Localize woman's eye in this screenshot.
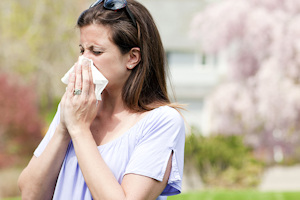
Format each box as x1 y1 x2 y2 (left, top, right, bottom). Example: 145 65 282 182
80 49 84 54
93 51 102 55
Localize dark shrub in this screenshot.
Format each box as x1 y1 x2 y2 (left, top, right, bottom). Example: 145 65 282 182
0 73 43 168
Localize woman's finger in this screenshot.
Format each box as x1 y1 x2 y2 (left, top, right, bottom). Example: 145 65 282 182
82 62 90 96
67 69 76 98
88 66 98 108
75 63 82 92
88 65 95 95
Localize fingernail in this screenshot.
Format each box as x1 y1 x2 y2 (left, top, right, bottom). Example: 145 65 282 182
82 58 91 68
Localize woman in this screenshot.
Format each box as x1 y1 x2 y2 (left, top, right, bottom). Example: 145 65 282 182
18 0 185 199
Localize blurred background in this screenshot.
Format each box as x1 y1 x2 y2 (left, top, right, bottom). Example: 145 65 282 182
1 0 300 199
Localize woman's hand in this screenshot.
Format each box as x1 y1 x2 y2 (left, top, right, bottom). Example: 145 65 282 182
60 60 99 138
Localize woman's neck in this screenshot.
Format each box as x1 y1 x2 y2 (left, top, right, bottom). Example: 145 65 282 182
97 90 129 117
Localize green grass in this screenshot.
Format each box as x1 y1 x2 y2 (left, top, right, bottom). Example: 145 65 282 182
3 190 300 200
168 190 300 200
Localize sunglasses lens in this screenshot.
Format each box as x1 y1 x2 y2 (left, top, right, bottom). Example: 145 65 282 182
104 0 127 10
87 0 136 28
90 0 104 8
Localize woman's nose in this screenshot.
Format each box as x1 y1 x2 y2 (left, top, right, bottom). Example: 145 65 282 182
82 51 92 59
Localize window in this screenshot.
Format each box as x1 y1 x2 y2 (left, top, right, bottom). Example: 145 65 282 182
167 51 199 68
166 51 219 69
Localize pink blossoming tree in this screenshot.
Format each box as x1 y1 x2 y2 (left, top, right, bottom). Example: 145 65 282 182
191 0 300 163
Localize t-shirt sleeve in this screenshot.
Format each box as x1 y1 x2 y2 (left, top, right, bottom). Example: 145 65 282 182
34 104 61 157
124 106 186 196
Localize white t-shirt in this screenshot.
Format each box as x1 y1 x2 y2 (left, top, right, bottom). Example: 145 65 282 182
34 105 186 200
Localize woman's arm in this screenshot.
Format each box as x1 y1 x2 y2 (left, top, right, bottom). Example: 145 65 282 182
71 130 172 200
18 60 80 199
63 63 172 199
18 124 70 200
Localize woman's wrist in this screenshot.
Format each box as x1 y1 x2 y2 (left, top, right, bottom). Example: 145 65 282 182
68 125 92 142
56 123 71 141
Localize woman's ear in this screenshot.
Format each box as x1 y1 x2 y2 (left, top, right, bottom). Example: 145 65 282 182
127 47 141 70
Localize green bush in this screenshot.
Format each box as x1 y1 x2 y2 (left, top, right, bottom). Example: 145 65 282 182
185 128 264 188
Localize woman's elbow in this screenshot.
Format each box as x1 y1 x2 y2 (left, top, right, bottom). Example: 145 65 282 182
18 170 31 199
18 169 38 200
18 172 54 200
18 169 26 192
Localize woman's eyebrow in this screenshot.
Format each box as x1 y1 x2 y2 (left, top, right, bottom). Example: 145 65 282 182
79 44 103 49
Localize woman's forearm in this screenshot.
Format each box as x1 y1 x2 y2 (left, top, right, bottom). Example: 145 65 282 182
18 125 70 200
71 128 171 200
71 129 126 200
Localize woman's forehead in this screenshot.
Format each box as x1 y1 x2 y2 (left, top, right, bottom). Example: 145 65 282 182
79 24 113 46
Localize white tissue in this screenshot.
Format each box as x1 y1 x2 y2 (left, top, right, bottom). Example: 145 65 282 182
61 55 108 101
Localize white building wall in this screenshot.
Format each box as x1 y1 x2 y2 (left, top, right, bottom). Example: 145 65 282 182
139 0 226 132
139 0 206 51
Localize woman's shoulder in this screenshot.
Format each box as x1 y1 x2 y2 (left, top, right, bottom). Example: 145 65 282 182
147 105 184 123
139 105 185 135
132 105 185 150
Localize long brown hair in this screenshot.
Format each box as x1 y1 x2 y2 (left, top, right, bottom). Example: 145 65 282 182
77 0 175 112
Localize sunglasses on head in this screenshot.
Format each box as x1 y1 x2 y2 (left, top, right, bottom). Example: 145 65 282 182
90 0 137 28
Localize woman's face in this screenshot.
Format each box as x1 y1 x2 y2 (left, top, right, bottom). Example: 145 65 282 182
79 24 130 93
